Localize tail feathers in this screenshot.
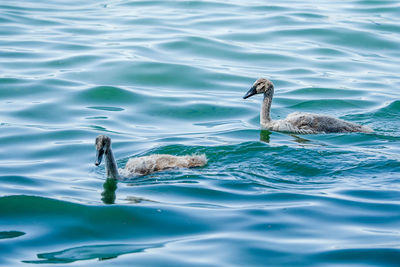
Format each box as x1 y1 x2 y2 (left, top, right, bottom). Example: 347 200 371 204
360 125 374 133
186 154 207 168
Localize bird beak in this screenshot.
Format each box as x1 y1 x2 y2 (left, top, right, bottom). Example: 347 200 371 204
243 85 257 99
95 149 104 166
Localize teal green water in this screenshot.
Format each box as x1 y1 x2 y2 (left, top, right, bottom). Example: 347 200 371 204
1 0 400 266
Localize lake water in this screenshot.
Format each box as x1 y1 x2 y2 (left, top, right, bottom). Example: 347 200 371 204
1 0 400 266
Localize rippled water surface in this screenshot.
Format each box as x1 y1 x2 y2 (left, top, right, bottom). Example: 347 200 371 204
1 0 400 266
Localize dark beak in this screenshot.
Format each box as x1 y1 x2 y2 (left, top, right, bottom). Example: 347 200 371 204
243 85 257 99
95 149 104 166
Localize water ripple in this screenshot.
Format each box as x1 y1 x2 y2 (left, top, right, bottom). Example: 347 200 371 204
1 0 400 266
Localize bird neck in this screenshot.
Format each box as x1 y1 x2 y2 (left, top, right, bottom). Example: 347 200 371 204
105 148 119 179
261 92 273 125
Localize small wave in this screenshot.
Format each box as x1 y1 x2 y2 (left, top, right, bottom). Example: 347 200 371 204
23 243 162 264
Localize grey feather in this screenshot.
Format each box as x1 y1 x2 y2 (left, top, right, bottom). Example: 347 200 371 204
95 135 207 179
244 78 373 134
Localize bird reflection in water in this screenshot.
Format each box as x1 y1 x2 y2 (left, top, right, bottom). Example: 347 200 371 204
290 134 311 144
101 178 157 205
101 178 118 205
260 130 271 143
259 130 311 144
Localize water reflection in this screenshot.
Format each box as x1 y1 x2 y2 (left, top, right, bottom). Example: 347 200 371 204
259 130 271 143
260 130 312 145
290 134 311 144
101 177 159 205
23 243 161 264
0 230 25 239
101 178 118 205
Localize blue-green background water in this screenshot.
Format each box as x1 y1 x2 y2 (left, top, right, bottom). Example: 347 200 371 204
1 0 400 266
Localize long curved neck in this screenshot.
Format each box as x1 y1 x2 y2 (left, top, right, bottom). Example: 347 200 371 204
261 91 273 125
105 148 119 179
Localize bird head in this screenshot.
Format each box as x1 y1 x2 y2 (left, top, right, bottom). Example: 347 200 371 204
243 78 274 99
95 135 111 166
